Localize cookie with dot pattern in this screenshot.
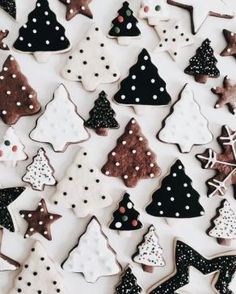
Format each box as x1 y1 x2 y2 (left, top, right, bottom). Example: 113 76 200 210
0 0 16 19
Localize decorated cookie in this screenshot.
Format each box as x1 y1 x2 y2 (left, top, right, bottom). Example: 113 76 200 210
114 49 171 114
221 29 236 58
184 39 220 84
154 20 195 61
52 148 112 218
167 0 234 35
0 0 16 19
196 125 236 198
0 186 25 232
0 127 27 167
62 24 120 91
116 266 142 294
102 118 161 187
139 0 170 26
13 0 71 63
158 84 213 153
109 192 143 236
85 91 119 136
146 160 205 218
0 55 41 125
208 200 236 246
0 29 9 50
133 225 165 273
9 241 68 294
59 0 93 20
0 228 20 271
30 84 89 152
22 148 56 191
20 198 61 241
108 1 141 45
148 239 236 294
211 76 236 115
62 216 121 283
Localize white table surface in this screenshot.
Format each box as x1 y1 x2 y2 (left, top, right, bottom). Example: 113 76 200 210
0 0 236 293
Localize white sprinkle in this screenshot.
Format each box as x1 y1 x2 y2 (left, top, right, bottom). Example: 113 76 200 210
46 40 50 45
0 76 4 80
135 97 140 102
132 75 136 79
185 206 190 210
60 36 65 41
46 21 50 25
105 171 110 175
173 173 177 177
3 67 8 71
151 79 155 83
55 26 60 31
22 86 26 90
16 102 21 106
135 166 140 171
157 202 162 206
159 211 163 215
2 110 7 115
19 37 23 41
124 175 128 179
141 65 145 70
131 86 136 91
32 18 37 22
45 11 49 15
12 74 16 78
129 130 133 134
33 29 37 34
170 197 175 201
28 43 32 47
122 140 126 145
132 149 136 154
115 162 120 166
150 173 155 178
111 152 116 156
175 212 180 217
139 137 143 141
147 151 151 156
121 95 126 100
167 186 171 191
6 91 11 95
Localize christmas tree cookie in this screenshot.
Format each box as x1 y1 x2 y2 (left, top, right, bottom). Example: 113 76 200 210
0 0 16 19
133 225 165 273
139 0 170 26
102 118 161 187
154 20 195 61
52 148 112 218
9 241 68 294
0 228 20 271
13 0 71 63
22 148 56 191
108 1 141 45
114 49 171 114
109 192 143 236
62 216 121 283
85 91 119 136
0 127 27 167
208 200 236 246
30 84 90 152
158 84 213 153
62 24 120 91
116 266 142 294
0 29 9 50
184 39 220 84
59 0 93 21
0 55 41 125
146 160 205 218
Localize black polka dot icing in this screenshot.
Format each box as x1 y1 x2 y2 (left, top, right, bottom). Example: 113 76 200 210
114 48 171 106
0 0 16 19
0 187 25 232
116 266 142 294
14 0 70 52
109 1 141 38
146 159 205 218
149 240 236 294
109 192 142 231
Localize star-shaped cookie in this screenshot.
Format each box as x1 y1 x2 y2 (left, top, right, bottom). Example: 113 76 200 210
167 0 234 34
221 29 236 58
0 30 9 50
20 198 61 241
59 0 93 21
154 20 195 61
211 76 236 115
0 187 25 232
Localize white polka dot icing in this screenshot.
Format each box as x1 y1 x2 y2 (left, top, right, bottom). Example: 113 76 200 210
158 84 213 153
30 84 90 152
62 217 121 283
62 24 120 91
52 148 112 218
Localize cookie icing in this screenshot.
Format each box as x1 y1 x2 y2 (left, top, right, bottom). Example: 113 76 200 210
62 24 120 91
62 217 121 283
139 0 170 25
30 84 90 152
158 84 213 153
0 0 16 19
116 266 142 293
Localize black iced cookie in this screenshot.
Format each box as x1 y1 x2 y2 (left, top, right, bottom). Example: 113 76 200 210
0 0 16 19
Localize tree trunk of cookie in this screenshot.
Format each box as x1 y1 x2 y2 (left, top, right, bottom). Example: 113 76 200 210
119 231 131 238
96 128 108 136
34 52 52 63
195 74 208 84
217 238 231 246
142 264 154 273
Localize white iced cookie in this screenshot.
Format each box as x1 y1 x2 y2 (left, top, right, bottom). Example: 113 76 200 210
52 148 112 218
139 0 170 26
8 241 68 294
158 84 213 153
0 127 27 167
62 217 121 283
62 24 120 91
30 84 90 152
154 20 195 61
22 148 56 191
133 225 165 273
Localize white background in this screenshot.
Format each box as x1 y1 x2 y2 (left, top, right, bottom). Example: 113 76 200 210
0 0 236 293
